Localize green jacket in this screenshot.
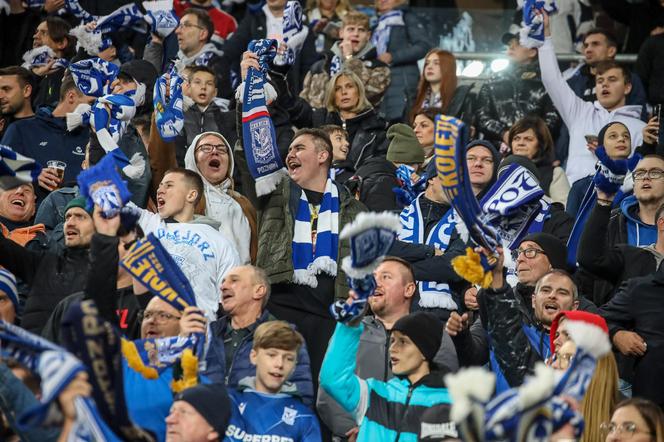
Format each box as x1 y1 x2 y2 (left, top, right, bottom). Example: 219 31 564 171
256 178 366 300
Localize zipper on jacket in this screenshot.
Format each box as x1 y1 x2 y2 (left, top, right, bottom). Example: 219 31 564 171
353 133 377 170
393 383 415 442
383 328 391 381
225 327 254 384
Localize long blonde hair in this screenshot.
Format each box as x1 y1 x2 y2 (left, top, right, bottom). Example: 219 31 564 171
324 70 372 114
580 353 620 442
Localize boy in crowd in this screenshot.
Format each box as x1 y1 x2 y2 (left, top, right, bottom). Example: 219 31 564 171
322 124 352 182
225 321 321 442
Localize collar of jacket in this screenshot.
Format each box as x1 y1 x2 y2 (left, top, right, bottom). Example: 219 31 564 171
394 370 446 388
236 375 301 397
215 309 274 335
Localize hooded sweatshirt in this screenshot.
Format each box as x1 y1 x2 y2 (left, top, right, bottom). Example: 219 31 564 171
184 132 253 264
132 205 241 320
538 37 645 185
226 376 321 442
619 195 658 246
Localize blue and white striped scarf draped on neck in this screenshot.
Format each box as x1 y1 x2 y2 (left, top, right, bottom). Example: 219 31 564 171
292 178 339 288
371 9 404 55
399 193 458 310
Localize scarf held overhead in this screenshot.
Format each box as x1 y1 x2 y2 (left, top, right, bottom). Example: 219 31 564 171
241 39 288 196
0 145 42 190
153 69 184 142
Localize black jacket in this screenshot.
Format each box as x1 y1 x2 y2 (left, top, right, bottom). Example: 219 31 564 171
599 0 664 53
344 157 400 212
600 264 664 403
221 7 320 94
578 203 660 306
542 202 573 245
635 33 664 106
0 234 89 334
292 105 388 170
475 61 560 145
42 234 151 343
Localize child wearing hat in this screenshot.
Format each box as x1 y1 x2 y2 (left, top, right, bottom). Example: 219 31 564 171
320 295 458 442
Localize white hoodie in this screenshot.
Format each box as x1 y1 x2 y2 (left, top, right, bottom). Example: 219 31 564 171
184 132 252 264
538 37 645 185
132 204 241 320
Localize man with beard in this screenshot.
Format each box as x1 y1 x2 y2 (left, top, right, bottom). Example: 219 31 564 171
476 234 581 392
0 67 34 139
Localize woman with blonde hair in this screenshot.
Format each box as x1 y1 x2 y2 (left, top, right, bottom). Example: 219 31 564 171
290 69 388 170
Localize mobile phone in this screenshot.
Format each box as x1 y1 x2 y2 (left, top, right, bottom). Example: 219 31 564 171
655 104 662 122
584 135 599 144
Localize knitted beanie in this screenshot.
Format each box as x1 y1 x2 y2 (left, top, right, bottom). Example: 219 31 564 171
392 312 444 363
520 232 567 270
174 383 231 436
387 124 425 164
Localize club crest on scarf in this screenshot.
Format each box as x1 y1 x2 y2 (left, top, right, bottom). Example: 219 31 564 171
154 69 184 141
77 153 132 218
21 46 69 70
330 212 400 322
274 1 308 66
242 39 288 196
69 58 120 97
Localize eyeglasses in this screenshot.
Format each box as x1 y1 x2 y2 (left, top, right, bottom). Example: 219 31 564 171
177 21 204 30
511 247 546 261
632 168 664 181
142 311 181 323
196 143 228 155
600 421 653 437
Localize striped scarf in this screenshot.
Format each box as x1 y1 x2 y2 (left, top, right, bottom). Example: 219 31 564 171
399 193 458 309
292 179 339 288
371 9 404 55
21 46 69 70
69 58 120 97
273 1 308 66
153 69 184 142
0 145 42 190
519 0 558 48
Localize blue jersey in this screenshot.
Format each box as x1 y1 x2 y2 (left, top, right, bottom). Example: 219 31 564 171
225 388 321 442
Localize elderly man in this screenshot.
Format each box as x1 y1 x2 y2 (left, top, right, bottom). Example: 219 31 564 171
166 383 232 442
180 264 313 405
317 257 462 440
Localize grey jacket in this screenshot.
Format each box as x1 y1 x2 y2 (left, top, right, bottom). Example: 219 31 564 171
315 315 459 437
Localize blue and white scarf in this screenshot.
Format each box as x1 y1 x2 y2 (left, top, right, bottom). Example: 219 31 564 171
70 23 113 56
95 3 147 35
92 91 146 179
77 153 132 218
0 321 118 441
60 301 155 441
371 9 404 55
393 164 427 206
331 212 400 322
142 0 179 38
399 194 458 309
329 54 342 75
292 178 340 288
519 0 558 48
21 46 69 70
0 1 10 15
274 1 308 66
242 39 288 196
69 57 120 97
64 0 96 23
154 69 184 142
0 145 42 190
566 147 639 266
67 103 92 131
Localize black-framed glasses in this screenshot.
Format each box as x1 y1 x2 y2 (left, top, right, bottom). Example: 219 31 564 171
632 168 664 181
599 421 653 437
511 247 546 261
196 143 228 155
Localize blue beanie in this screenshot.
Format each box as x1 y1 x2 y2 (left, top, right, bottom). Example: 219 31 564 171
0 268 19 315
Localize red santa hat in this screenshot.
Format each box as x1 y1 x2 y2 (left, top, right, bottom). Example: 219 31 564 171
550 310 610 358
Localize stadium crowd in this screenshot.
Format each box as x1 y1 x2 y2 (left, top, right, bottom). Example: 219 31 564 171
0 0 664 440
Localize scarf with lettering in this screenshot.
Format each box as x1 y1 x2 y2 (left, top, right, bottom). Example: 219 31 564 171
142 0 179 38
120 233 202 390
399 193 458 309
60 300 156 441
519 0 558 48
292 178 339 288
153 69 184 142
445 312 611 441
0 320 119 441
0 145 42 190
330 212 400 322
241 39 288 196
371 9 404 55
